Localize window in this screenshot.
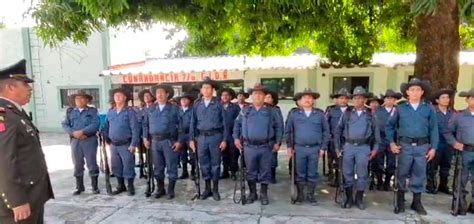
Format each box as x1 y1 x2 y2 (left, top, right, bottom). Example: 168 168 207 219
60 88 100 109
261 77 294 99
332 76 370 94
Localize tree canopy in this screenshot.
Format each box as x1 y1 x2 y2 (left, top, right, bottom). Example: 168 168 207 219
30 0 474 64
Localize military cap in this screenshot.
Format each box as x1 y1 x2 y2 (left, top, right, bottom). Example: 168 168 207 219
0 59 33 83
459 88 474 98
350 86 372 98
380 89 403 100
198 76 220 89
248 83 269 95
71 90 93 101
218 88 237 99
138 89 156 103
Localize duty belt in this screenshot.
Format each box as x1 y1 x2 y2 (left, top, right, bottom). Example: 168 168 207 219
346 138 369 146
464 144 474 152
399 137 429 146
245 139 270 146
152 133 172 141
199 128 222 136
295 143 321 148
111 138 131 146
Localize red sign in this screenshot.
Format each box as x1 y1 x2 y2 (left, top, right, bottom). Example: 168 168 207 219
119 70 232 84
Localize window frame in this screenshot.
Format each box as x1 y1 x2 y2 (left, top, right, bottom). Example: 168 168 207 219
260 77 296 100
329 72 373 98
57 86 102 110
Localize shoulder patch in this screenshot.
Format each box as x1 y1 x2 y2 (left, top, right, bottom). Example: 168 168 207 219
0 122 6 132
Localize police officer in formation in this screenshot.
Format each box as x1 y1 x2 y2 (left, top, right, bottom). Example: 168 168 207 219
443 88 474 215
61 90 100 195
143 84 182 199
386 78 438 215
218 88 241 180
366 95 383 190
264 90 283 184
373 90 403 191
136 89 156 179
233 84 284 205
326 88 352 186
286 88 330 205
103 88 140 196
236 89 250 109
178 92 197 180
335 86 380 210
189 77 227 201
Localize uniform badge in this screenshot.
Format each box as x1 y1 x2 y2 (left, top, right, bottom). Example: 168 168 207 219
0 123 5 132
0 116 3 121
0 107 5 113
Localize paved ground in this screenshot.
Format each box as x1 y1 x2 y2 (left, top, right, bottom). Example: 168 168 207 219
40 133 472 224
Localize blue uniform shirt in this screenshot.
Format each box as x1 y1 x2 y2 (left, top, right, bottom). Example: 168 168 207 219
286 108 330 149
142 103 181 142
335 108 380 151
222 102 241 141
434 107 454 149
190 97 228 141
443 109 474 146
385 101 439 149
233 104 284 144
374 106 395 144
179 107 193 143
61 107 99 137
103 106 140 147
326 105 353 135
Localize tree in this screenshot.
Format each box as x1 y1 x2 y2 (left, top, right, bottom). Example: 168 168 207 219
30 0 474 90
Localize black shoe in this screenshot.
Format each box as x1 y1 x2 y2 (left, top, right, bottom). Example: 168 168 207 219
230 172 237 181
91 176 100 194
247 181 258 204
200 180 212 200
467 203 474 214
437 176 452 195
112 177 127 195
154 178 166 199
73 176 85 196
270 168 277 184
383 175 392 191
220 171 230 179
426 178 437 194
343 187 353 209
179 169 189 179
395 191 405 214
355 191 365 210
306 183 317 206
295 182 305 204
260 184 269 205
410 193 427 215
212 180 221 201
127 178 135 196
167 180 176 199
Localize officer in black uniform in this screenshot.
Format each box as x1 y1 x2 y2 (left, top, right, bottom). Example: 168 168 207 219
0 59 54 223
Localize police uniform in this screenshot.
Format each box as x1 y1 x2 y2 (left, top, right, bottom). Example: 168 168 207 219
61 91 100 195
233 84 284 205
218 88 241 180
443 89 474 214
190 77 227 201
335 87 379 210
286 89 329 205
136 89 156 179
386 78 438 215
0 59 54 224
266 90 283 184
103 88 140 196
177 92 196 180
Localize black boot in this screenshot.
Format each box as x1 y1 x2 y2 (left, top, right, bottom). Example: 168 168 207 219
73 176 85 195
355 191 365 210
383 174 392 191
426 178 437 194
179 165 189 179
395 191 405 213
342 187 353 209
410 193 427 215
127 178 135 196
167 180 176 199
437 176 452 195
91 176 100 194
327 171 336 187
220 167 230 179
154 178 166 199
295 182 305 204
190 165 196 181
247 181 258 204
112 177 127 195
467 202 474 214
230 171 237 181
260 184 269 205
270 168 277 184
376 173 384 191
306 183 318 206
212 180 221 201
200 180 212 200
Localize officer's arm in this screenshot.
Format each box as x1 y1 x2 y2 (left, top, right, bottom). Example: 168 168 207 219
129 109 140 147
371 115 381 151
443 115 458 146
189 106 197 141
334 113 346 151
385 109 399 144
284 112 294 148
173 106 182 143
321 114 331 150
142 109 150 140
233 111 243 140
429 107 439 150
82 108 99 136
220 105 228 142
273 108 284 144
61 110 74 135
0 123 29 209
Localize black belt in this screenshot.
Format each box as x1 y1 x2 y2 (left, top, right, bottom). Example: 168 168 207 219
199 128 222 136
181 127 190 134
111 139 131 146
346 138 370 146
152 133 172 141
245 139 270 146
464 144 474 152
399 137 429 146
295 143 320 148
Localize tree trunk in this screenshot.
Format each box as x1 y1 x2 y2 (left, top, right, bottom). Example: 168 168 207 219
414 0 460 91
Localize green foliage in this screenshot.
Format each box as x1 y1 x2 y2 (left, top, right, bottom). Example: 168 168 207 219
30 0 474 63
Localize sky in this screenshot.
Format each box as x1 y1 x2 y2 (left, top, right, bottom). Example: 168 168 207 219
0 0 36 27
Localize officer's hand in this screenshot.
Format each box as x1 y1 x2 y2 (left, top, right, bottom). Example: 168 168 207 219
390 143 401 154
319 150 325 158
128 146 136 154
12 203 31 222
79 135 87 140
287 148 294 158
72 130 83 139
219 141 227 151
272 144 280 152
234 139 243 151
189 141 196 152
172 142 181 152
426 149 436 161
369 150 378 160
143 139 150 149
453 142 464 151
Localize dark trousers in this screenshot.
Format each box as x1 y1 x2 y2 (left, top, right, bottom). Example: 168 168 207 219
244 143 273 184
221 140 240 173
152 139 179 181
0 204 44 224
70 137 99 177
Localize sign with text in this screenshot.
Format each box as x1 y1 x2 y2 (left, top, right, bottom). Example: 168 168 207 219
110 70 243 84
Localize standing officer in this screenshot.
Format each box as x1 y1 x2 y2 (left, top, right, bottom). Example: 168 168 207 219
443 88 474 215
178 92 196 180
236 89 250 109
103 88 140 196
218 88 241 180
233 84 284 205
189 77 227 201
375 90 403 191
386 78 438 215
265 90 283 184
62 90 100 195
326 88 352 186
0 59 54 223
366 95 383 190
286 89 330 205
143 84 182 199
335 86 379 210
136 89 156 179
426 89 455 194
